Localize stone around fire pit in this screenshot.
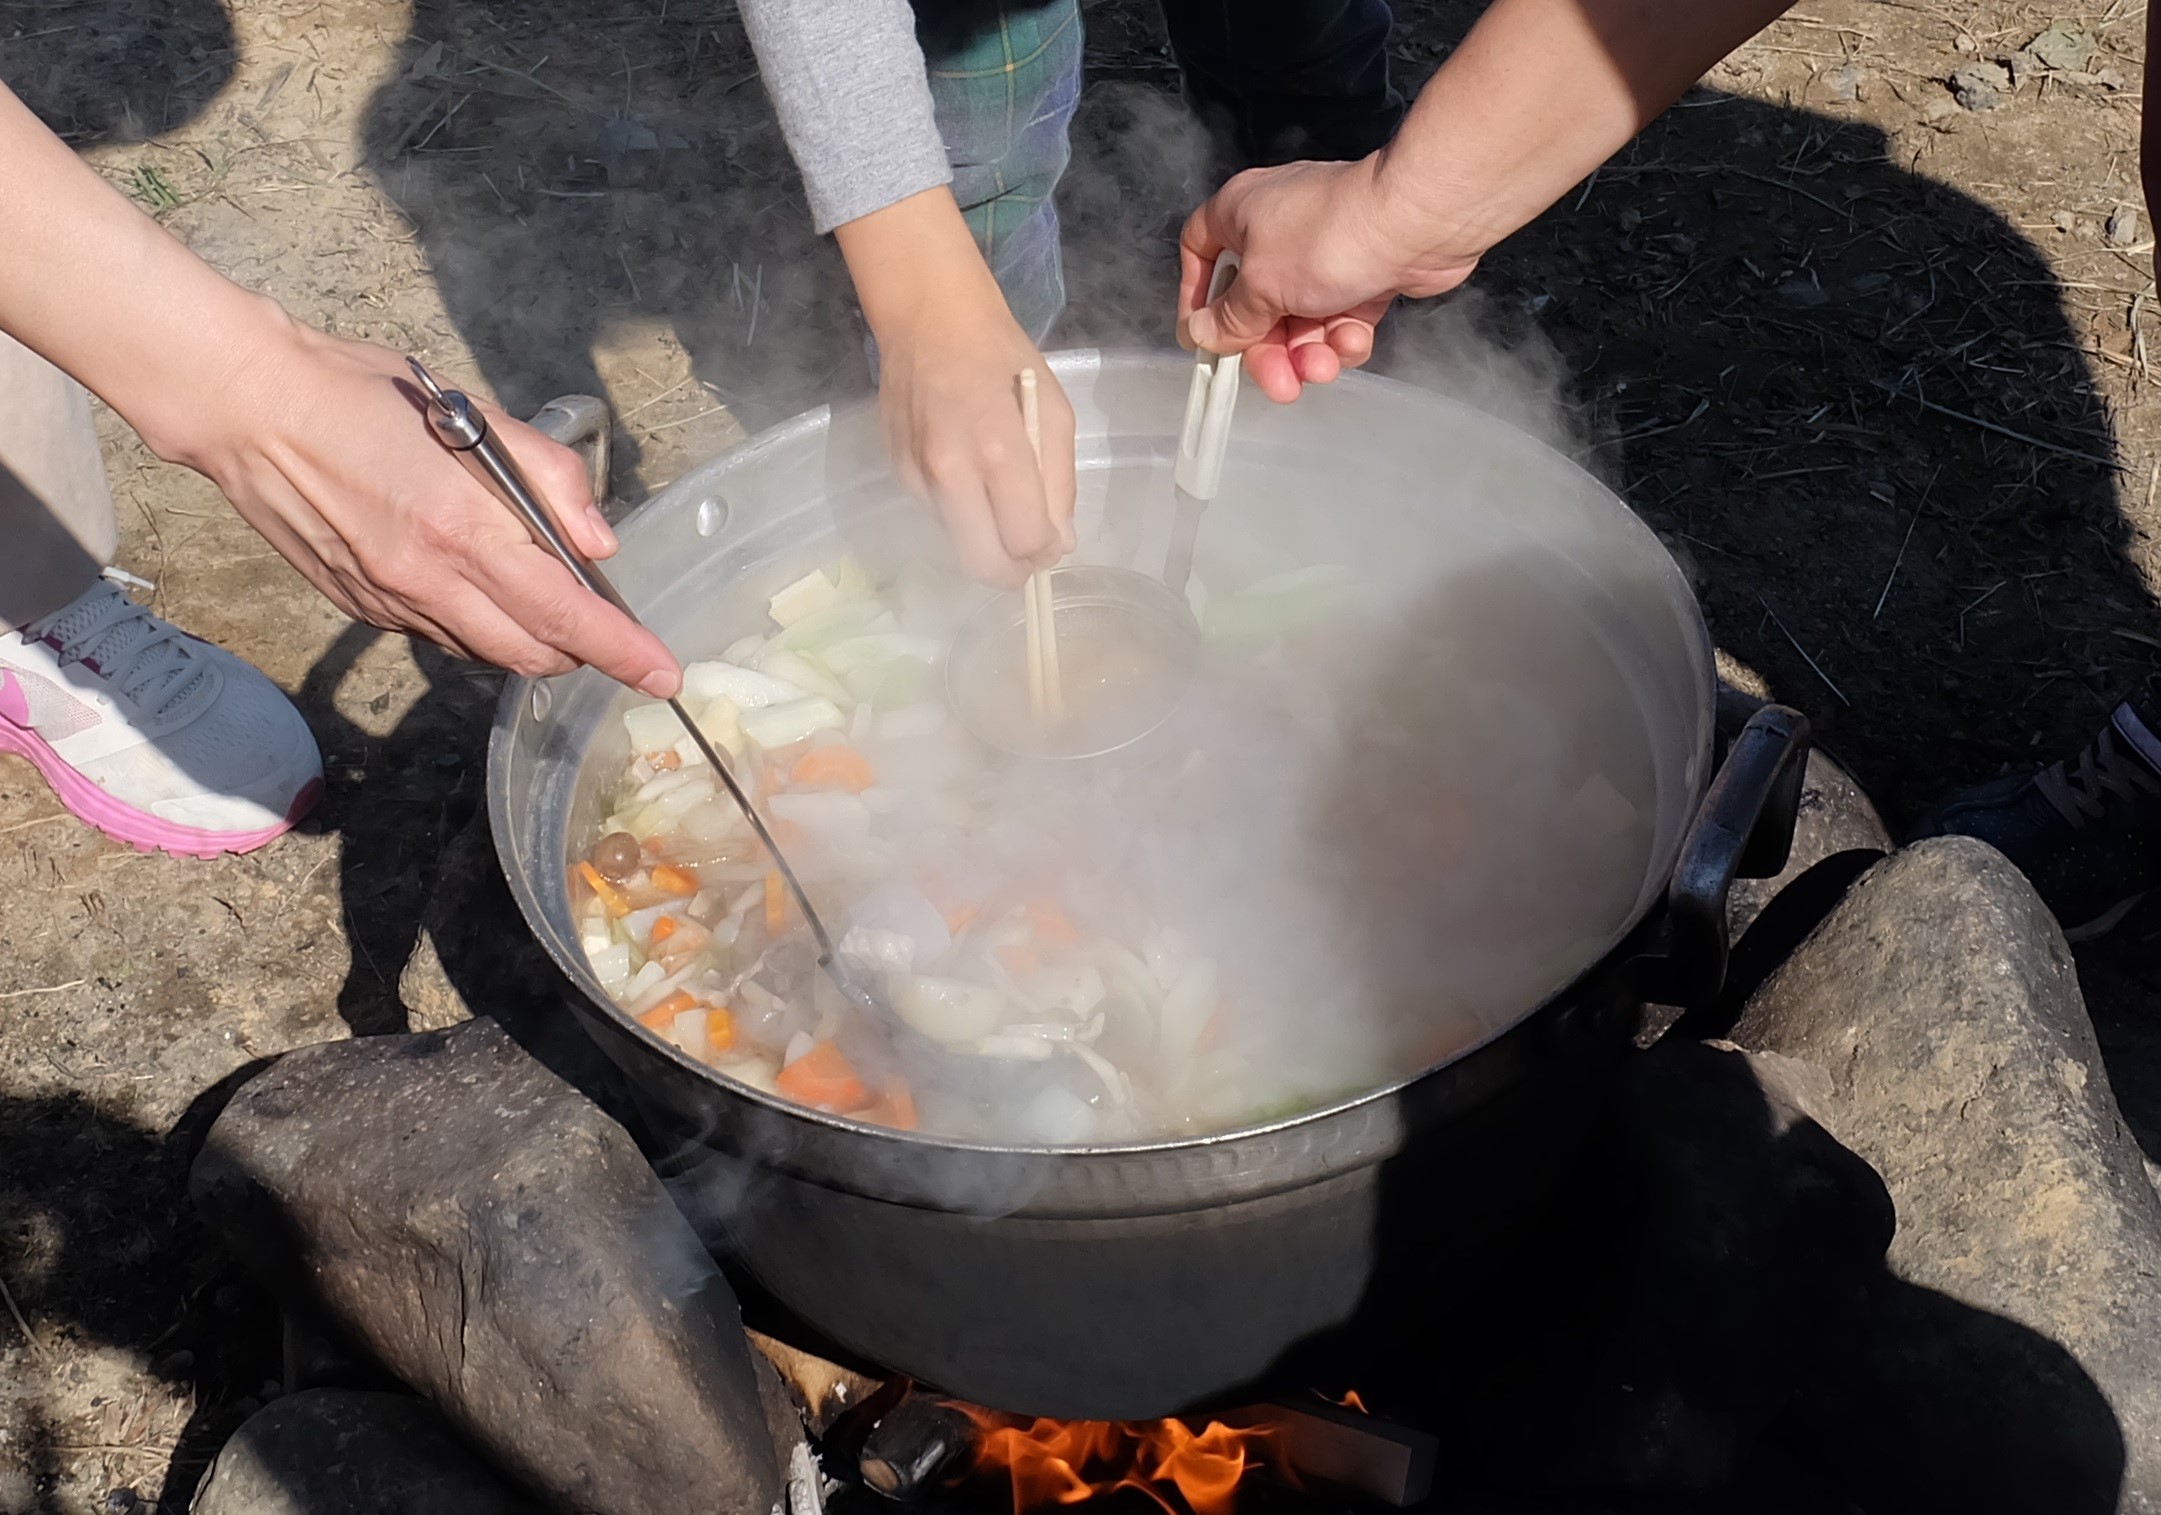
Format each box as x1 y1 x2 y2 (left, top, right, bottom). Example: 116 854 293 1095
192 1390 541 1515
1732 837 2161 1511
191 1019 782 1515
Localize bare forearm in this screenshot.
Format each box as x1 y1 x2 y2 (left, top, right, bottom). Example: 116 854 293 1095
0 82 287 466
1373 0 1797 256
833 186 1077 580
834 187 1009 343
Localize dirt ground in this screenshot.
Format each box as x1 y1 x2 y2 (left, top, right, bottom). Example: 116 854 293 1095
3 0 2161 1508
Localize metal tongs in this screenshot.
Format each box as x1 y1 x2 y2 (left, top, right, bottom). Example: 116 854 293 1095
405 358 891 1021
1165 253 1244 598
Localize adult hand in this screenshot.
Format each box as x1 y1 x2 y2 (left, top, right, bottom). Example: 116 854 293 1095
837 188 1076 586
176 311 682 694
1177 157 1481 403
0 81 677 694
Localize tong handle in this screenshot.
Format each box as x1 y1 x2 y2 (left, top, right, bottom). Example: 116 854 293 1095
474 430 639 618
1175 253 1244 502
405 360 849 977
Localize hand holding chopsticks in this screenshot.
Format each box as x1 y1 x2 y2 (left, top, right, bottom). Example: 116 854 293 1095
1018 368 1065 726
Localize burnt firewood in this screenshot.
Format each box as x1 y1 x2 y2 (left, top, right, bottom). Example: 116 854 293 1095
857 1395 973 1500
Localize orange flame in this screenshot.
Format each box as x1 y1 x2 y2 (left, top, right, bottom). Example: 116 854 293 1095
956 1406 1292 1515
1332 1390 1368 1415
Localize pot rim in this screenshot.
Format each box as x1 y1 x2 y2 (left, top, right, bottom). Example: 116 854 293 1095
487 348 1717 1169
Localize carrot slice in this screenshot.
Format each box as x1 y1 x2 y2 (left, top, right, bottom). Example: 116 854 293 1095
790 745 877 793
575 861 630 917
944 902 980 935
1026 901 1080 945
775 1040 870 1112
863 1076 918 1131
648 916 679 947
651 749 682 772
997 944 1039 978
763 872 788 936
650 864 699 897
706 1007 737 1056
638 990 698 1031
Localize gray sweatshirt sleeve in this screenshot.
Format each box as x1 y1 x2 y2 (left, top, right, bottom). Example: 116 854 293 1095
736 0 953 234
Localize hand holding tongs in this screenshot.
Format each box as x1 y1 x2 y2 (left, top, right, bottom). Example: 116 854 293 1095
1165 253 1244 598
404 358 889 1020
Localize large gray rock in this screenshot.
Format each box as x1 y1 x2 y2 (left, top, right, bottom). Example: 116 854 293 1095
191 1390 540 1515
191 1020 781 1515
1733 837 2161 1512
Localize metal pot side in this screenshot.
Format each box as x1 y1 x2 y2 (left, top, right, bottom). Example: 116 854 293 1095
489 351 1717 1414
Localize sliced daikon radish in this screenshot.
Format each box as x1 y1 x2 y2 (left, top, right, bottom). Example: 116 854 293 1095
683 660 809 710
768 569 837 627
672 1007 714 1061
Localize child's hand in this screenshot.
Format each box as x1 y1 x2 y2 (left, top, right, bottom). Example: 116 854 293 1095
838 188 1076 586
874 292 1076 587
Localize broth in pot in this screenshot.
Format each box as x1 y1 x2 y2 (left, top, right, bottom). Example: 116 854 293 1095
565 525 1662 1147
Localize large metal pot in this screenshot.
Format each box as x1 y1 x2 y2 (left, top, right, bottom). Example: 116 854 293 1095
490 351 1806 1420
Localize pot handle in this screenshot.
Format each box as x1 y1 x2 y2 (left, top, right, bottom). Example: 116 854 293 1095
1630 703 1811 1010
528 394 614 513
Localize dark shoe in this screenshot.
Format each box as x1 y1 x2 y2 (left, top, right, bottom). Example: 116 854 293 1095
1913 702 2161 940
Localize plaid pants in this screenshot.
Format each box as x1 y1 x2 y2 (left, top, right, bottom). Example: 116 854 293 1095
919 0 1400 344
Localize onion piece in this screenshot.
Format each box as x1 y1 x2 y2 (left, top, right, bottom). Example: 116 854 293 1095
821 632 943 676
892 976 1007 1044
742 697 846 750
683 660 811 711
630 767 701 806
1070 1043 1132 1105
773 598 889 653
620 959 667 1005
628 959 706 1015
839 926 916 976
1157 957 1220 1082
968 1034 1057 1062
754 647 853 708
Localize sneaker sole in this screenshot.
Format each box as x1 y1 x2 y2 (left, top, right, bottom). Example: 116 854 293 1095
0 718 321 859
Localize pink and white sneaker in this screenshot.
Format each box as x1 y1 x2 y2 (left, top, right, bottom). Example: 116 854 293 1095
0 574 323 858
